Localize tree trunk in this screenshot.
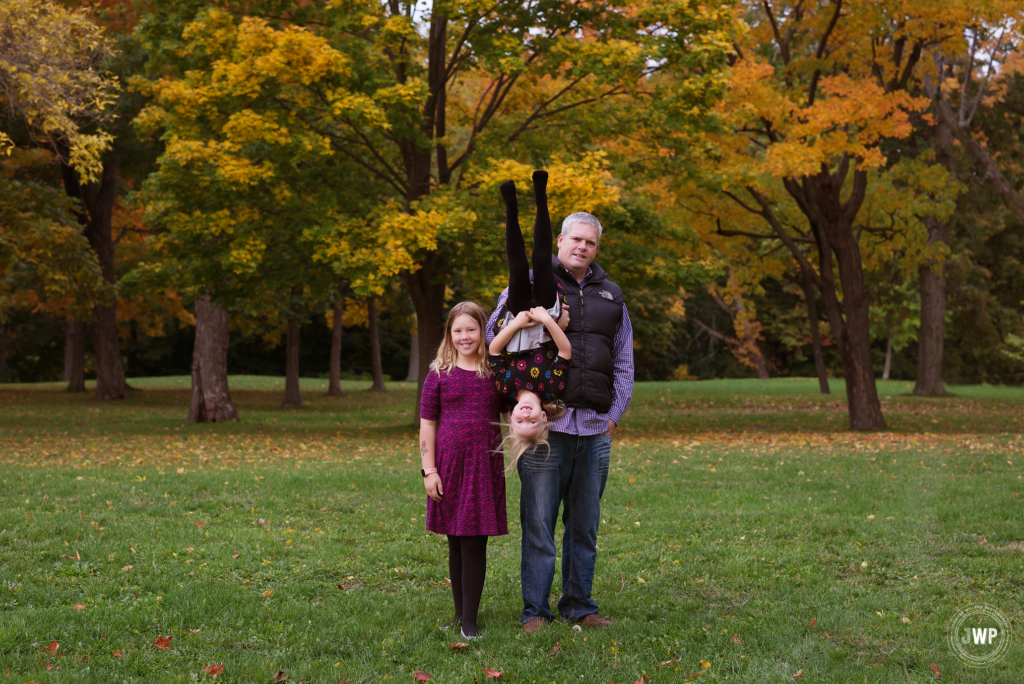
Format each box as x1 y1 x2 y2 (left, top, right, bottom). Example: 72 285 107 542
799 274 830 394
882 329 893 381
327 285 347 396
66 320 86 392
914 111 955 396
64 321 73 382
62 157 125 400
368 298 386 392
915 242 948 394
327 304 344 396
405 332 419 382
402 258 447 421
811 171 886 430
189 298 239 422
0 320 6 381
92 305 124 399
282 285 303 408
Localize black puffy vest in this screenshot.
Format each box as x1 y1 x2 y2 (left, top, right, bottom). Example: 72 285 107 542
551 256 623 413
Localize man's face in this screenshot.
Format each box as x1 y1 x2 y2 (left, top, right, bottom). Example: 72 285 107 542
556 222 600 276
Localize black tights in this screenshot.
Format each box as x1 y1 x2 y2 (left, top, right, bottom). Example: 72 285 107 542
500 171 555 315
447 534 488 635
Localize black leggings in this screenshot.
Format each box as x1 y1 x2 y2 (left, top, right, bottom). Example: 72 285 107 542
500 171 555 315
447 534 488 634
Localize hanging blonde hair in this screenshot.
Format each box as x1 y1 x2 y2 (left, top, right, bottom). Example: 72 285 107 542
501 416 550 472
500 400 565 472
430 301 491 378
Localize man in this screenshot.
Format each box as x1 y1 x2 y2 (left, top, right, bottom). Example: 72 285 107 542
486 210 633 632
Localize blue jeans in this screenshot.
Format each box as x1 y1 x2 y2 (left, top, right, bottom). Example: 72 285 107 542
517 431 612 623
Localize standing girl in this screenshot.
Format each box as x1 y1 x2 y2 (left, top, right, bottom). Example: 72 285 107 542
419 301 505 640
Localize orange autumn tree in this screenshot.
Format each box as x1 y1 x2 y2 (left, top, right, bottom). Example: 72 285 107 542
669 0 980 430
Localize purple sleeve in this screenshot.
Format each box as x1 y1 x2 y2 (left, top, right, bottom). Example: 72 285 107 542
420 369 441 421
485 288 509 346
608 304 634 426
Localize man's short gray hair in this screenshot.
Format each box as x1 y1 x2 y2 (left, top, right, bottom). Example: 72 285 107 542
561 212 603 242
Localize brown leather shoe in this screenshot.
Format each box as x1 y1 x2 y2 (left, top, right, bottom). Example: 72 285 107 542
578 613 613 628
523 619 547 634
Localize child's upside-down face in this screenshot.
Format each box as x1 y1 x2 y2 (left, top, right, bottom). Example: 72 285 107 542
511 390 546 440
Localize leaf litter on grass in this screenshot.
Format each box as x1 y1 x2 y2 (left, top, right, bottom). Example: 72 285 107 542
3 380 1023 683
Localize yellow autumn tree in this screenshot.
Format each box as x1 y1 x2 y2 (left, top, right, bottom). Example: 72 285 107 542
0 0 117 182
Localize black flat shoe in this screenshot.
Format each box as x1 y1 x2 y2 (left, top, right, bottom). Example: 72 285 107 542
440 615 461 632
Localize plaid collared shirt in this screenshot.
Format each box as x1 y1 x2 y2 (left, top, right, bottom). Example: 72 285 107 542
485 266 634 436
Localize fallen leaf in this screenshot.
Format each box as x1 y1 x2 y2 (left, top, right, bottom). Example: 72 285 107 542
808 618 815 628
153 635 172 650
194 521 205 529
46 641 59 655
273 670 290 683
793 670 805 679
412 670 431 682
262 590 273 597
112 652 123 658
483 668 502 679
657 658 681 668
548 642 561 657
901 616 911 624
824 633 833 639
731 634 741 644
929 663 941 680
122 565 133 571
203 663 225 677
337 584 353 590
451 642 469 652
232 553 240 560
74 604 86 611
634 676 650 684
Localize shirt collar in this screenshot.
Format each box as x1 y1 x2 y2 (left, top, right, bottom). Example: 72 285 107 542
568 265 593 285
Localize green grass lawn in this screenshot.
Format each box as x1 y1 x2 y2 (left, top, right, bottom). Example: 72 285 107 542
1 377 1022 683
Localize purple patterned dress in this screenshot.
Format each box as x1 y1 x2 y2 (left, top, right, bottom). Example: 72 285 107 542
421 367 507 537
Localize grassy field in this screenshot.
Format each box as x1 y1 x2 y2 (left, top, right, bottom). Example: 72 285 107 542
1 377 1022 683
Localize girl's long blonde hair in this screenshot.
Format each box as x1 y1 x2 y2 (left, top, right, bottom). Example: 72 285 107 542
501 400 566 472
430 301 491 378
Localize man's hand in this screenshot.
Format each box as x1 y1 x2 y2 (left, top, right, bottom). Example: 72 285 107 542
557 309 570 331
424 474 443 502
604 419 616 437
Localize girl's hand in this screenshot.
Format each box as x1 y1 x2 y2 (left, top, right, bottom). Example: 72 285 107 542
424 473 443 502
512 310 539 329
557 308 570 331
528 306 555 325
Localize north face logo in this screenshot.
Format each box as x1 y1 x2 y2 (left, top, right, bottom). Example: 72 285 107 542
598 290 614 300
